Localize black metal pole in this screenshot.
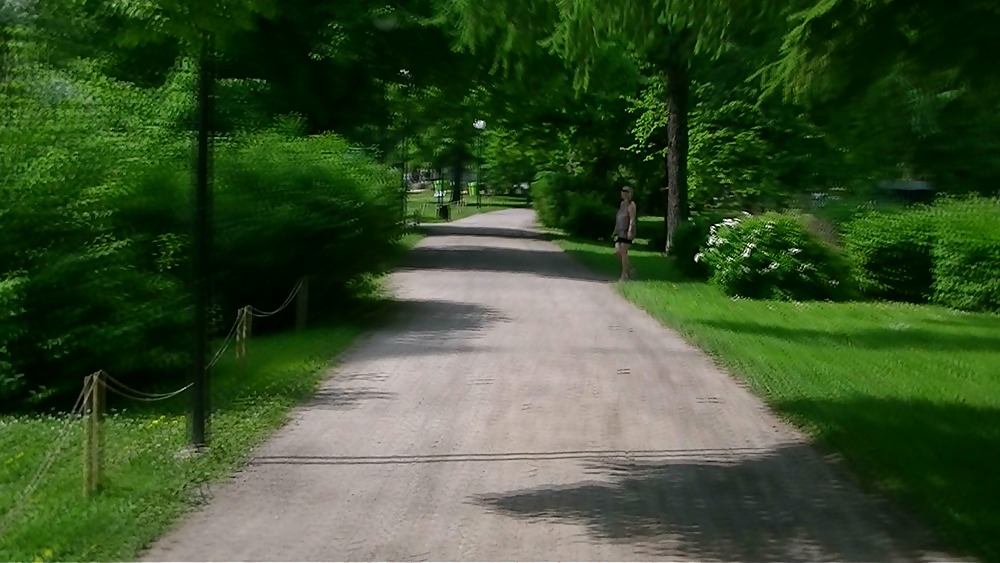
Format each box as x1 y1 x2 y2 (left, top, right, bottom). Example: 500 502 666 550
192 34 214 448
476 133 482 208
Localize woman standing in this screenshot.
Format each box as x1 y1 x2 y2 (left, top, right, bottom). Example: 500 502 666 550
613 186 638 281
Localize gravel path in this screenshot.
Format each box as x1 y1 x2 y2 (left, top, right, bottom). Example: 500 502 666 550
144 209 963 562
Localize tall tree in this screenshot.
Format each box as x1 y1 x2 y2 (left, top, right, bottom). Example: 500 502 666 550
764 0 1000 105
442 0 776 251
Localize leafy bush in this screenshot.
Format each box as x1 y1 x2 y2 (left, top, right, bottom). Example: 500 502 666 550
844 208 936 302
530 172 569 229
669 212 728 279
0 275 27 401
531 171 616 232
698 213 850 301
561 192 610 240
210 133 404 313
1 66 404 409
931 198 1000 313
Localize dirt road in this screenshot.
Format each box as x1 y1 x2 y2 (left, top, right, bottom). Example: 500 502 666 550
144 209 961 562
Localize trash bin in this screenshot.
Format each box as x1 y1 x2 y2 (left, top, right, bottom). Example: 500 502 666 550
437 204 450 220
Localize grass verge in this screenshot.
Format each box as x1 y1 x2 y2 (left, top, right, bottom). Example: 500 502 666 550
0 233 424 563
556 226 1000 563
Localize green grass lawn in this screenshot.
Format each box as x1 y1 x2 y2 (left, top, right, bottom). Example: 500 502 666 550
406 188 529 224
0 234 424 563
557 220 1000 563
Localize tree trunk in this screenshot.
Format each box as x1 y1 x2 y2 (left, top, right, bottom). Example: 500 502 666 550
664 60 690 255
662 125 670 251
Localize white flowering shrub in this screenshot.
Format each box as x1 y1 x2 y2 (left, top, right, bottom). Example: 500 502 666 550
696 213 851 301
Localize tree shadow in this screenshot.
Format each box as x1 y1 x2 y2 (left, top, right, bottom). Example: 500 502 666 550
556 241 697 285
341 299 511 361
474 441 964 562
774 397 1000 563
302 388 396 411
693 318 1000 352
418 224 550 240
400 246 612 283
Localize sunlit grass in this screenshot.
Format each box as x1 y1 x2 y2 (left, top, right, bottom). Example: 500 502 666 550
558 224 1000 563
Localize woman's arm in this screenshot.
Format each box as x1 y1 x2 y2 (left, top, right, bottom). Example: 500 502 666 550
628 202 637 238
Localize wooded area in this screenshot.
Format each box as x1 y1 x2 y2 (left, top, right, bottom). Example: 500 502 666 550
3 0 999 409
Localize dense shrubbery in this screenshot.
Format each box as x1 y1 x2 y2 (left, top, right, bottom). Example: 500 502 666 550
838 197 1000 312
844 209 936 302
672 196 1000 312
561 192 609 240
531 172 617 238
931 198 1000 313
0 65 403 408
698 213 850 301
669 212 728 279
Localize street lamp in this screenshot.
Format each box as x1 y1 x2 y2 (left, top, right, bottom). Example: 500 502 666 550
473 119 486 208
400 68 411 220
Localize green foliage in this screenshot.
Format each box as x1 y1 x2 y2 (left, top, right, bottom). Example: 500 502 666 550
844 209 936 303
766 1 1000 104
531 171 616 236
931 198 1000 313
699 214 850 301
210 133 404 312
531 172 569 229
0 275 27 401
669 212 727 279
0 62 403 409
562 192 609 240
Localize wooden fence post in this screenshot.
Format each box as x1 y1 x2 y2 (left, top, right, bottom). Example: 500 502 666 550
82 372 106 497
82 374 93 497
95 371 104 492
236 308 245 376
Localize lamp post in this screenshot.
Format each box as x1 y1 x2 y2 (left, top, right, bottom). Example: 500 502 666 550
473 119 486 208
191 32 214 448
400 68 411 220
373 6 398 166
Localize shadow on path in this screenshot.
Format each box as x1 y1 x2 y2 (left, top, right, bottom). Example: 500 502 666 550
419 223 550 240
251 447 776 466
401 246 610 283
473 442 951 562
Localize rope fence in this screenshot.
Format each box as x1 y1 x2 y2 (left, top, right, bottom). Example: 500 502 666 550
0 277 308 530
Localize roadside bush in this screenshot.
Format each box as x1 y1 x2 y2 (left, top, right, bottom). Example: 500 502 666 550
210 132 404 314
1 67 404 409
1 71 194 405
562 192 609 239
531 171 616 232
931 197 1000 313
670 212 729 279
698 213 851 301
844 208 936 302
0 276 27 401
530 172 569 229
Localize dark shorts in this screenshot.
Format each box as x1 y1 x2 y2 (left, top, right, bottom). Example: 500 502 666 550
614 236 633 245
